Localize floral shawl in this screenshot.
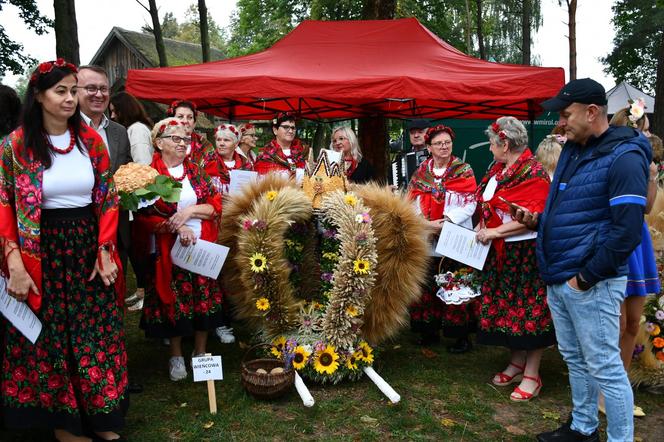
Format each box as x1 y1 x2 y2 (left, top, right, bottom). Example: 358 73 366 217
254 138 306 175
0 124 121 312
203 150 253 188
134 153 222 319
188 132 215 167
475 148 550 268
408 156 476 220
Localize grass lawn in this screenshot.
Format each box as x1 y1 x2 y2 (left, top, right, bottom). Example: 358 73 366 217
3 283 663 441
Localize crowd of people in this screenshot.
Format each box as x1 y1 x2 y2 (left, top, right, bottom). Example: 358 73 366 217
0 59 661 442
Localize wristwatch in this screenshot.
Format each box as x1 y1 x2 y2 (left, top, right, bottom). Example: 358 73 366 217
575 272 593 291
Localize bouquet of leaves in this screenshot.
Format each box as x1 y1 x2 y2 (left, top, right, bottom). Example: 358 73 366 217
434 267 480 305
113 162 182 211
644 294 664 362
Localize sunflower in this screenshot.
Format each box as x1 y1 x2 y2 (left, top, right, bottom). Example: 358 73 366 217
255 297 270 311
313 345 340 375
353 259 370 275
344 194 357 206
356 341 374 364
291 346 311 370
266 190 278 201
250 252 268 273
346 305 358 317
345 353 359 370
271 336 287 358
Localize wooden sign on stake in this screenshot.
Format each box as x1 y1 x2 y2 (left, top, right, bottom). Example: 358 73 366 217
192 353 223 414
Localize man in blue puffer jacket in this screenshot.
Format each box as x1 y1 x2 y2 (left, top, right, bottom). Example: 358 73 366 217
513 79 650 442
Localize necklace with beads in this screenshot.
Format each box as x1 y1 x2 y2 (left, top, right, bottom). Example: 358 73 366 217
169 164 187 182
46 128 76 154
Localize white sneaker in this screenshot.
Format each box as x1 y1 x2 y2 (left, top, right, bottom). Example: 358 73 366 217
169 356 187 381
127 298 144 311
215 326 236 344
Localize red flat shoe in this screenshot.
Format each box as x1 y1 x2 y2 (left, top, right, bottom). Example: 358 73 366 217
492 362 525 386
510 375 542 402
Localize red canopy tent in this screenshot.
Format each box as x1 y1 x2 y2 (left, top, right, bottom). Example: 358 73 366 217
126 18 564 121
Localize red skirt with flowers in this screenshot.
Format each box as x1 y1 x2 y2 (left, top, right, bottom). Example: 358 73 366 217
1 208 128 435
140 263 224 338
476 239 556 350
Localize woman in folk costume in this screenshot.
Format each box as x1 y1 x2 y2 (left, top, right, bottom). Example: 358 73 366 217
407 125 478 352
203 123 253 195
0 60 127 442
236 123 258 167
136 118 224 382
253 112 307 176
475 116 555 402
166 99 215 167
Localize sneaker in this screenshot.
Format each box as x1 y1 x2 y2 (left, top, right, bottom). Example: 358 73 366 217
127 298 144 311
169 356 187 381
215 326 236 344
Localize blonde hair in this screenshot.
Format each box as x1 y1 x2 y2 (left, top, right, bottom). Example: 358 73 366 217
535 135 563 178
649 134 663 164
330 126 363 161
610 107 647 131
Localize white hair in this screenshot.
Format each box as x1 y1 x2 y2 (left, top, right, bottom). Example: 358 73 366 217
485 116 529 153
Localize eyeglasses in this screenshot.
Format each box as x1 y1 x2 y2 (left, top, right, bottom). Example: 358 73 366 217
279 124 297 132
79 85 109 95
430 141 453 147
160 135 192 144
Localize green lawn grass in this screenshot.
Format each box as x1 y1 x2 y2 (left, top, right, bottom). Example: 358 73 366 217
3 281 663 441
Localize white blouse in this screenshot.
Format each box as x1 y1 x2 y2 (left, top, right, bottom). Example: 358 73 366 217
42 132 94 209
169 164 202 239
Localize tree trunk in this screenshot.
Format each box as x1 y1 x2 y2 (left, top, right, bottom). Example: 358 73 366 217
654 33 664 135
53 0 80 65
521 0 531 65
476 0 485 60
464 0 473 54
198 0 210 62
358 0 395 183
568 0 577 80
148 0 168 67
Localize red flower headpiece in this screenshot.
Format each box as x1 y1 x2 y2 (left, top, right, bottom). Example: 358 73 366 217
240 123 254 133
167 99 198 118
29 58 78 85
214 123 240 138
157 119 182 136
491 122 507 140
424 124 455 144
272 111 295 126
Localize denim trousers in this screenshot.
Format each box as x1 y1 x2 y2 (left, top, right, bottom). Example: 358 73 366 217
547 276 633 442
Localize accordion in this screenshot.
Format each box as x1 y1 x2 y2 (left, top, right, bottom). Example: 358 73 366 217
389 150 429 188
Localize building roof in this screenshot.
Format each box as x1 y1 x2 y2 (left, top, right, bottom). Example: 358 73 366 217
90 26 224 67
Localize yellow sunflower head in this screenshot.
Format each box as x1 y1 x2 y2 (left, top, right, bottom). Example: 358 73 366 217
353 259 370 275
291 346 311 370
356 341 374 364
266 190 278 201
271 336 287 358
346 305 359 317
313 345 340 375
345 353 359 370
255 297 270 311
250 252 268 273
344 194 357 206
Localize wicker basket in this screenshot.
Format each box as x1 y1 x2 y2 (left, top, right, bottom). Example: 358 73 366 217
241 344 294 400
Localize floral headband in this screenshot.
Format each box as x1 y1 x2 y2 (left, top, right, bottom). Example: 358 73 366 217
491 122 507 140
157 119 182 137
240 123 255 133
272 111 294 126
627 98 646 128
167 99 198 118
29 58 78 85
214 124 240 142
424 125 455 144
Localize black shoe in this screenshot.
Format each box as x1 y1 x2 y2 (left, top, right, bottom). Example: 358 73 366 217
127 382 143 394
536 420 599 442
447 337 472 354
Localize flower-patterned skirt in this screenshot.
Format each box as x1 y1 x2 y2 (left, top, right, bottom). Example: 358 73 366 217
476 239 556 350
1 207 128 435
140 263 224 338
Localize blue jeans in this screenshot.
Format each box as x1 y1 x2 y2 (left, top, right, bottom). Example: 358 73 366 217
547 276 633 442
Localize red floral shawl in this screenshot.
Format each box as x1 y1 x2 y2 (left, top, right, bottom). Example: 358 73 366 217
408 156 477 220
254 138 306 175
134 153 222 316
188 132 215 167
203 150 253 186
0 124 122 311
475 148 550 268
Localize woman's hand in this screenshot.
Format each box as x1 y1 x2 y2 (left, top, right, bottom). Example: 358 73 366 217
476 227 500 244
7 269 39 302
178 226 197 246
89 250 119 286
167 206 193 232
428 219 445 230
